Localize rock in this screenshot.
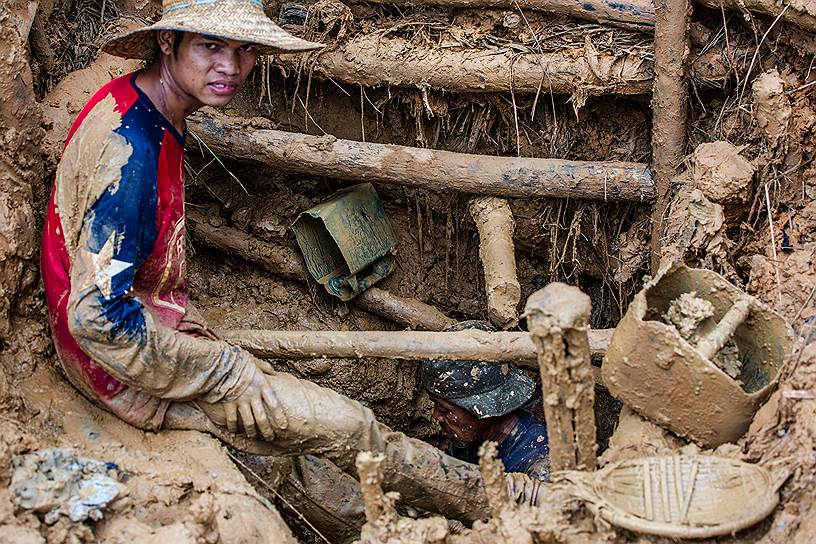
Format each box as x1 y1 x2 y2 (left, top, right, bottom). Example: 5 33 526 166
691 141 755 205
11 448 127 524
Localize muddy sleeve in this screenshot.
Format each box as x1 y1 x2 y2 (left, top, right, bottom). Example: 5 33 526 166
65 161 255 403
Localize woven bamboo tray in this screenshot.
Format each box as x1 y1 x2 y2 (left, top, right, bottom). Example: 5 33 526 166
562 455 787 539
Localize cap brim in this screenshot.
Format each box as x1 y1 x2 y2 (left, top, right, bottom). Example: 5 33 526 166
103 10 324 60
448 368 538 419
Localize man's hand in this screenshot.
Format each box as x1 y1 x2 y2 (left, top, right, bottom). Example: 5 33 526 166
222 369 288 440
254 358 276 375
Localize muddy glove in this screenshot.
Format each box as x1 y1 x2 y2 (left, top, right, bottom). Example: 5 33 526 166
254 358 276 375
222 365 289 440
505 472 544 507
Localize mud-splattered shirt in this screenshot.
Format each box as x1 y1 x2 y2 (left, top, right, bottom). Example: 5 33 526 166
41 72 255 430
449 410 551 481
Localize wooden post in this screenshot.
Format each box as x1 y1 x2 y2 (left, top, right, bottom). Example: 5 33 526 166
469 197 521 328
649 0 690 270
478 442 513 514
525 283 597 471
356 452 390 523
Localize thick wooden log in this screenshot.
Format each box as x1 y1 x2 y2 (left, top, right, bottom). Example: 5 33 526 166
186 210 456 331
696 0 816 33
469 197 521 328
649 0 690 270
280 35 653 95
219 328 613 367
355 287 456 331
350 0 816 33
188 114 654 203
355 0 655 31
275 35 743 97
187 209 309 281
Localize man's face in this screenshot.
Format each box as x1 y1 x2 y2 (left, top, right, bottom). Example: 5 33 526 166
159 31 259 108
430 395 484 448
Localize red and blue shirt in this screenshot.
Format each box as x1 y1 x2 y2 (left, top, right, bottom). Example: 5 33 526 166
42 72 188 428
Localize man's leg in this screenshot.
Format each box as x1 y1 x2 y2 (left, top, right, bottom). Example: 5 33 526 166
164 372 490 522
280 455 366 543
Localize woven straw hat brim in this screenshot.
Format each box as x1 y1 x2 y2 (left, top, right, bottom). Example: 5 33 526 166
103 1 324 59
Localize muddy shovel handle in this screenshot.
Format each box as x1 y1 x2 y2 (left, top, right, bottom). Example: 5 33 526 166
695 297 753 361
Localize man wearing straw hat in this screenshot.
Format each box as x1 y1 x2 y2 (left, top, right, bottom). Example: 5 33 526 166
41 0 545 525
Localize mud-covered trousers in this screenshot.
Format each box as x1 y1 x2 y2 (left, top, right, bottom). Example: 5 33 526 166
164 371 492 524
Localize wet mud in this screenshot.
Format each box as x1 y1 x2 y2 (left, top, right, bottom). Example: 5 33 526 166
2 0 816 541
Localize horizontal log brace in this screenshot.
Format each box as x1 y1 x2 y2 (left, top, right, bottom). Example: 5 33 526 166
220 328 614 367
189 113 655 203
349 0 816 34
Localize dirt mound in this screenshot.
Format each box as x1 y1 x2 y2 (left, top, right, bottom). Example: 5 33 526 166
1 364 296 543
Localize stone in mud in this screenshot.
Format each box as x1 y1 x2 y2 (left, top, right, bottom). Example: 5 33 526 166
662 292 744 380
662 291 715 340
11 448 127 524
691 141 755 205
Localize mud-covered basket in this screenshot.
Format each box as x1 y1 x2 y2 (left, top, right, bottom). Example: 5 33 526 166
292 183 397 301
563 455 786 539
603 263 793 447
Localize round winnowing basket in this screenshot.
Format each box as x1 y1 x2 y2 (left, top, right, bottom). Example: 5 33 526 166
562 455 786 539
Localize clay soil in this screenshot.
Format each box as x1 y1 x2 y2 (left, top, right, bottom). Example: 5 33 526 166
1 0 816 541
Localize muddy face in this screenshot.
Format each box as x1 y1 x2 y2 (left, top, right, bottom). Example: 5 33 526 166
157 31 258 109
430 395 491 448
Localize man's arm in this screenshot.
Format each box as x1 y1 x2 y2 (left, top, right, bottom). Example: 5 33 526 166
64 154 256 404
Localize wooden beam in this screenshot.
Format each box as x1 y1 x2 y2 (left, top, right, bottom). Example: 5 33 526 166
275 35 744 97
188 113 654 203
348 0 816 34
219 328 614 367
279 36 653 96
649 0 690 270
352 0 655 31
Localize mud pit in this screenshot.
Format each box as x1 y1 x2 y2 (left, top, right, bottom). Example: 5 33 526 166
2 0 816 541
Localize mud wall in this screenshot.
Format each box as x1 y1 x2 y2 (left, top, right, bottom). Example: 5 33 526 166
0 0 54 409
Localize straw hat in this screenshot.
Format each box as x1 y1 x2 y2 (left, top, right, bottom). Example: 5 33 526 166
103 0 324 60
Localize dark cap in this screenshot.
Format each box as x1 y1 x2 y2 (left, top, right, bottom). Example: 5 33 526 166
420 320 538 419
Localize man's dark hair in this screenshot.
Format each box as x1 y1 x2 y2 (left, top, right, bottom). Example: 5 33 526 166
152 30 186 64
172 30 185 58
